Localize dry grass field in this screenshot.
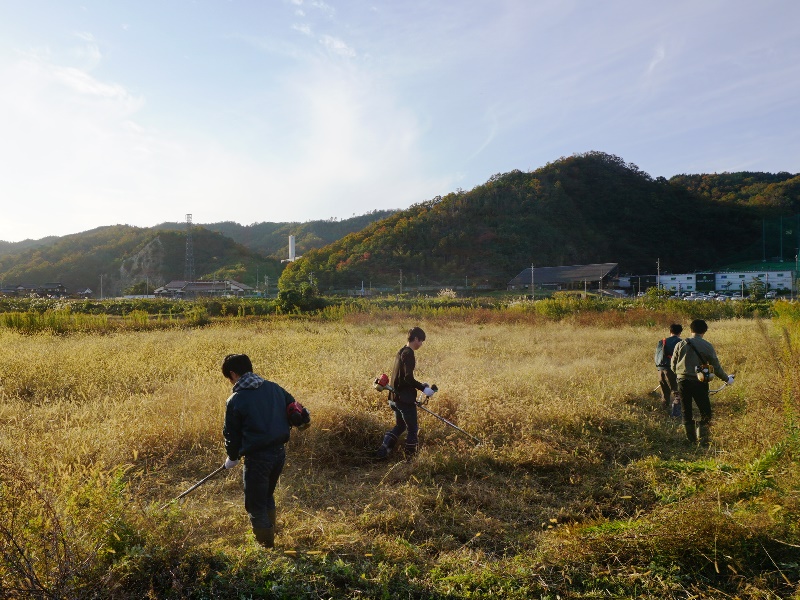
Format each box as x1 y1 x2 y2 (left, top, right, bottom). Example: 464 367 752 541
1 314 798 598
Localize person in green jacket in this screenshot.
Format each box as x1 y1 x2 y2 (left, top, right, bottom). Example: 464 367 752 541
671 319 734 446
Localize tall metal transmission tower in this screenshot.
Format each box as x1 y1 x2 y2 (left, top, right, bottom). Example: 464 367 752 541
184 213 195 282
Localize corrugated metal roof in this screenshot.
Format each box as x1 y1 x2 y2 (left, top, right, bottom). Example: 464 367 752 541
508 263 618 285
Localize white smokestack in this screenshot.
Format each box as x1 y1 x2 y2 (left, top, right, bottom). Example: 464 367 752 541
289 235 296 261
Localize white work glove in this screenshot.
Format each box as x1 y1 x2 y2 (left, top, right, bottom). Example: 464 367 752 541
423 386 435 397
727 375 735 385
224 457 240 469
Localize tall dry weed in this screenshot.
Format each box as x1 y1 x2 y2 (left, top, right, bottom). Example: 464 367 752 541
0 316 797 597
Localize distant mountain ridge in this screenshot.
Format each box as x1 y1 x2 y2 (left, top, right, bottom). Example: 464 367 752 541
0 211 397 294
2 153 799 295
279 152 799 291
152 210 397 259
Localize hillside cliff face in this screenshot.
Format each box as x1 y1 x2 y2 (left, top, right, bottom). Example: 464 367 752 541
119 236 167 290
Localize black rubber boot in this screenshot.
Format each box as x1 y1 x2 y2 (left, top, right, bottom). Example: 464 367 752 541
697 421 711 447
404 443 417 460
253 527 274 549
376 432 398 460
268 508 277 532
684 421 697 443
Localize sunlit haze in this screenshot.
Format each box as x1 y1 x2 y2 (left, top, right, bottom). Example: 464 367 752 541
0 0 798 242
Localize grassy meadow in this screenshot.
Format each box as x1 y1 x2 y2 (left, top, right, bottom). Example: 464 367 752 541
1 310 799 598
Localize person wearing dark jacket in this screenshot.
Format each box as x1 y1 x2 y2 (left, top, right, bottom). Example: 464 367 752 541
671 320 734 447
655 323 683 412
376 327 435 459
222 353 295 548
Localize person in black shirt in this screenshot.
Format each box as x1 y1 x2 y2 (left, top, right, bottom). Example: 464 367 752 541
221 353 296 548
655 323 683 412
376 327 434 460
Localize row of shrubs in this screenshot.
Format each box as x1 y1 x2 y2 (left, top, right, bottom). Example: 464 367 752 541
0 292 787 334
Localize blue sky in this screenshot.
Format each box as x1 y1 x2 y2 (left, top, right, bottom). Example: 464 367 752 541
0 0 798 242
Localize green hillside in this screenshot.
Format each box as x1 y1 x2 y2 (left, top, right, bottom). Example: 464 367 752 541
669 171 800 212
0 211 394 296
154 210 397 259
0 236 60 258
279 152 792 291
0 225 282 296
4 154 799 297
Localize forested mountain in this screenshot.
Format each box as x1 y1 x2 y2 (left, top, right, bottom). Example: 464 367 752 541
0 211 395 295
669 172 800 213
154 210 397 259
0 225 281 296
0 236 60 258
279 152 797 291
4 153 798 296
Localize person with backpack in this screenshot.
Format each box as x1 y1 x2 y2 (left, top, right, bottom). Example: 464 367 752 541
670 320 734 447
221 353 307 548
655 323 683 413
375 327 435 460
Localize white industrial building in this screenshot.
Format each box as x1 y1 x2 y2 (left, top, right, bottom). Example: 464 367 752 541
659 274 702 293
715 270 793 292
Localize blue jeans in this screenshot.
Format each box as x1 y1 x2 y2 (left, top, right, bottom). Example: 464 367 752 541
388 401 419 446
243 446 285 529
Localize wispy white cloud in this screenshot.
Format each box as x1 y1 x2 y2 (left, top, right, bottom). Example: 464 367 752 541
319 34 355 57
0 31 448 240
646 44 666 76
70 31 102 68
1 0 799 241
293 23 312 36
309 0 335 17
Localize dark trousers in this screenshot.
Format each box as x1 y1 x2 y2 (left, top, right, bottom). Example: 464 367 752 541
388 400 419 446
243 446 285 529
659 369 678 406
676 378 712 426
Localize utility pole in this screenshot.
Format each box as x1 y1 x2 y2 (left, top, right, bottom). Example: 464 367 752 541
100 274 104 300
530 263 534 301
657 258 660 289
400 269 403 294
265 276 269 297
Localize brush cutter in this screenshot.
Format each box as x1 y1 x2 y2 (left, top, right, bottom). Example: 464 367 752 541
709 378 733 395
372 376 482 445
416 389 482 446
160 465 226 510
651 376 733 396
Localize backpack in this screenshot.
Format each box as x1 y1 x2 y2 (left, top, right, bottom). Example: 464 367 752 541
654 338 670 369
